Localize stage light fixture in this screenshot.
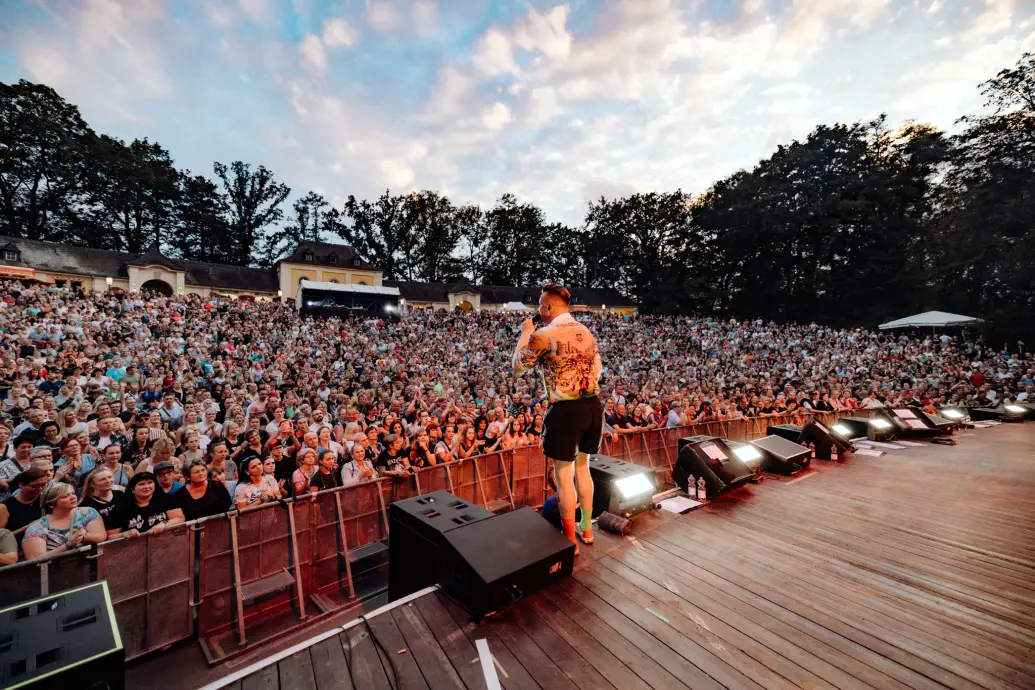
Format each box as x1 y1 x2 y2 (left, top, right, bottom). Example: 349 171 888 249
1005 404 1026 414
941 409 964 419
589 456 657 519
614 472 653 499
832 423 852 438
869 418 892 430
732 444 764 470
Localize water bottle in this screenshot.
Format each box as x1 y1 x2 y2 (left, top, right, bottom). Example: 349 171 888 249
697 477 707 501
809 441 816 459
831 444 838 462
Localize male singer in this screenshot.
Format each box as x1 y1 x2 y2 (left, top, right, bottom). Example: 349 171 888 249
513 284 603 553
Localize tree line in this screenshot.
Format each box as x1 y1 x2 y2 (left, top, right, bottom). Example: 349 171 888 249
1 53 1033 339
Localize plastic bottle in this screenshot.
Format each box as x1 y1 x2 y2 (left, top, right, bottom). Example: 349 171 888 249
809 441 816 459
831 444 838 462
697 477 707 501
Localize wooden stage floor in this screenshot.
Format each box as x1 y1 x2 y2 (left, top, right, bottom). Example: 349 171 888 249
201 423 1035 690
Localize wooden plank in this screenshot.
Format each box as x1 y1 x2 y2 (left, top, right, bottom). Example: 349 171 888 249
242 664 279 690
549 578 725 690
690 513 1035 685
340 626 394 690
391 600 465 690
309 635 355 690
507 598 621 690
478 609 579 690
573 568 766 690
365 611 432 690
596 552 852 690
412 591 490 689
436 591 544 690
639 529 971 690
583 560 809 690
277 648 318 690
525 592 672 690
538 587 692 690
612 542 901 690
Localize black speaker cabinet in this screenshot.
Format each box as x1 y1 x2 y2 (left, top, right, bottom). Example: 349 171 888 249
674 436 753 496
388 491 493 601
800 420 852 460
0 581 124 690
588 455 656 519
439 507 574 619
748 435 811 474
886 407 943 437
766 424 803 442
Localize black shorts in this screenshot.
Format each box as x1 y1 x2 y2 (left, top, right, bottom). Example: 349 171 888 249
542 396 604 462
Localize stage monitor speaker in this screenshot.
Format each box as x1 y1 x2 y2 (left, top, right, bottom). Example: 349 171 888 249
0 581 124 690
674 436 753 496
967 406 1003 422
389 491 494 601
800 420 852 460
589 455 656 519
439 507 574 619
748 435 811 474
997 403 1030 422
886 407 943 437
766 424 803 443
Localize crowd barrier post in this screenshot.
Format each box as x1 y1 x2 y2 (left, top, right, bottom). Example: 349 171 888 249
473 452 515 512
96 522 194 660
509 446 546 510
332 492 356 600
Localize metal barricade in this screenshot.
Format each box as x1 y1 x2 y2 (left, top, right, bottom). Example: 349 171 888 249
0 546 94 608
450 457 481 505
510 446 547 509
474 451 514 512
337 480 389 548
309 490 349 599
97 523 194 660
413 463 453 495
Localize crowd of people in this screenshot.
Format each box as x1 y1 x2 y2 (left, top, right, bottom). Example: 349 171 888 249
0 279 1031 564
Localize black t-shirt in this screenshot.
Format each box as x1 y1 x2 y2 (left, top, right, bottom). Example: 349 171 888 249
176 482 231 521
1 495 42 543
309 470 340 492
607 413 631 429
82 491 128 530
376 449 405 473
110 492 178 533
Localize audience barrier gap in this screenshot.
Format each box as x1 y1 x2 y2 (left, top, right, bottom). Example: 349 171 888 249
0 409 868 661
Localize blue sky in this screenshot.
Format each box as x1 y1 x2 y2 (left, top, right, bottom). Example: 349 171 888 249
2 0 1034 225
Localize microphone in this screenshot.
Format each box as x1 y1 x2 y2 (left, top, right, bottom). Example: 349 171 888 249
531 314 542 326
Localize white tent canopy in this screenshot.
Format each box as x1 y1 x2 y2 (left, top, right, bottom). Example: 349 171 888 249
879 311 983 330
500 301 532 311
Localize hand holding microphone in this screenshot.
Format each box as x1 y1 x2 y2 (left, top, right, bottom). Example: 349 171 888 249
520 314 542 336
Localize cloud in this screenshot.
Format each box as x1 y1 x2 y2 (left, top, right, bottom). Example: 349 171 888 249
481 102 513 130
367 1 402 33
2 0 1032 229
474 28 516 75
323 18 359 47
299 34 326 71
412 0 438 36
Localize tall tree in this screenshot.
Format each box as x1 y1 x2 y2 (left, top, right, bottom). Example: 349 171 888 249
480 194 556 286
0 80 92 242
257 191 329 266
454 203 487 280
78 137 181 253
403 190 462 282
338 191 411 280
171 173 229 262
213 161 290 266
931 52 1035 339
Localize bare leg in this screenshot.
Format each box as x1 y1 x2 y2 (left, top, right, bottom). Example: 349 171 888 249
552 458 578 553
574 451 593 541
